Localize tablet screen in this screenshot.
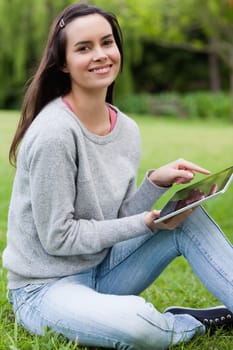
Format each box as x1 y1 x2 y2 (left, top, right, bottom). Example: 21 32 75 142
159 166 233 219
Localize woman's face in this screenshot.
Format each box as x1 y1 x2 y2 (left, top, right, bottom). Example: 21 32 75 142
63 14 121 94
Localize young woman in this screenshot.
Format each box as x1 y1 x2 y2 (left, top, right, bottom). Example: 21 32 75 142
3 3 233 349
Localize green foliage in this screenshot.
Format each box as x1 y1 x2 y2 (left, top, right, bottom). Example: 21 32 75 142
0 0 76 108
181 92 231 119
0 111 233 349
0 0 232 112
1 0 233 109
117 91 232 120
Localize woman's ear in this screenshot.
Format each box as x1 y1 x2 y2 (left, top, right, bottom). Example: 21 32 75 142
61 63 69 73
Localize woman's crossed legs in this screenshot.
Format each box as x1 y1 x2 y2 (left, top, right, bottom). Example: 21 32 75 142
10 207 233 349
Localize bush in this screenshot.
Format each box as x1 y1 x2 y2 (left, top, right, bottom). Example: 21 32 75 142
117 91 231 121
181 92 231 119
116 94 152 115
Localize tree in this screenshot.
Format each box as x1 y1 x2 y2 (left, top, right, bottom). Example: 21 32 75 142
0 0 233 115
0 0 73 108
135 0 233 119
191 0 233 120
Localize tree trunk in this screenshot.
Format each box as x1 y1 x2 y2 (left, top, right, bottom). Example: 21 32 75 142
208 50 221 92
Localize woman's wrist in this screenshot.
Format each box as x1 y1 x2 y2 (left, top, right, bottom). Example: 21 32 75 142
148 170 172 188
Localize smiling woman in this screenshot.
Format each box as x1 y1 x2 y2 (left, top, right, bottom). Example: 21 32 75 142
2 2 233 350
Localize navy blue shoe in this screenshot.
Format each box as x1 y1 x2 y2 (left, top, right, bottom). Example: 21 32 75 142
164 306 233 333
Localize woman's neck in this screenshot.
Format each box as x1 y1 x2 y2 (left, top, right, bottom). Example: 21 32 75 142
64 90 111 136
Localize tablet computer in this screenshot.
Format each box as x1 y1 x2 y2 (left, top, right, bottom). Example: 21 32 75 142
154 165 233 223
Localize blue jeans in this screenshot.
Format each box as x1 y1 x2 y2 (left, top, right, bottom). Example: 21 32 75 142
9 207 233 350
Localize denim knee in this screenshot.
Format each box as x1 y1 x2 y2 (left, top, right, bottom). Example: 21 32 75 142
117 297 203 350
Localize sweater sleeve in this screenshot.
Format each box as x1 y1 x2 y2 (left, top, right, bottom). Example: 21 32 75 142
118 172 168 217
26 135 152 257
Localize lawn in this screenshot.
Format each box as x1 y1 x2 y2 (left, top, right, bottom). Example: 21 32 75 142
0 111 232 349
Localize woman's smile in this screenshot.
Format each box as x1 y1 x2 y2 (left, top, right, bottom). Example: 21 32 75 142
89 64 113 74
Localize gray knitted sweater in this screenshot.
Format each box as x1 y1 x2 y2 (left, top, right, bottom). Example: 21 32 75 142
3 97 167 289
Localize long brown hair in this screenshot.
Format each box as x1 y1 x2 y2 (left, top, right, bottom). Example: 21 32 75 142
9 2 123 166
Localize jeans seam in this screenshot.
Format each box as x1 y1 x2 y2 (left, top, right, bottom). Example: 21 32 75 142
137 313 203 335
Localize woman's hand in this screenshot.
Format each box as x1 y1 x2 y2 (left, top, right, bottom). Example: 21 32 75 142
149 158 210 187
144 208 194 231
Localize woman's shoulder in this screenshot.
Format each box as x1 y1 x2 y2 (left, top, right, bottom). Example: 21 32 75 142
28 98 80 137
37 97 75 126
21 98 81 153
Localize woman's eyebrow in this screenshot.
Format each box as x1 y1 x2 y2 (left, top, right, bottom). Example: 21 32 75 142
74 34 113 47
101 34 114 40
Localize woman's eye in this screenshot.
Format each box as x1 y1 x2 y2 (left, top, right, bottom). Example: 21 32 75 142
78 46 90 52
103 39 114 46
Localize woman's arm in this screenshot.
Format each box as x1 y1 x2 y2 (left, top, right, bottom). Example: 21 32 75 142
118 172 168 217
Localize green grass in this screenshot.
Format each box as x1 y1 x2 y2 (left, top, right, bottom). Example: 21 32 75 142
0 111 233 349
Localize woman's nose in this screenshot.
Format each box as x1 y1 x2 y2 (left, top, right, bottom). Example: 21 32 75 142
92 46 108 61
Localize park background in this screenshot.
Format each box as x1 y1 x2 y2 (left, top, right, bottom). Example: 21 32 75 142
0 0 233 349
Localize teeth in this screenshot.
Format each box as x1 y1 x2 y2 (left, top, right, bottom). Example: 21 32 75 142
91 66 110 73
